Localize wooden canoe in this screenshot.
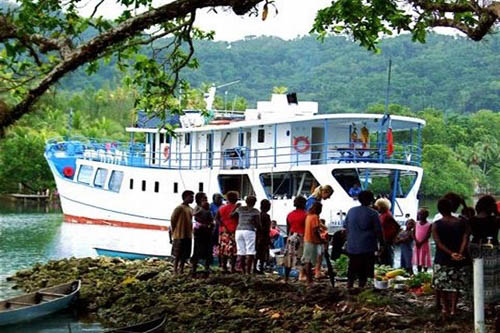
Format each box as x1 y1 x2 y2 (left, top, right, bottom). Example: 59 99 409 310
107 315 167 333
94 247 170 260
0 280 81 326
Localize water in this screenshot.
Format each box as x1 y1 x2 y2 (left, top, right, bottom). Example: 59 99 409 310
0 199 171 332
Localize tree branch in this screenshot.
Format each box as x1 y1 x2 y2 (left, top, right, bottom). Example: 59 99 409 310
0 0 265 132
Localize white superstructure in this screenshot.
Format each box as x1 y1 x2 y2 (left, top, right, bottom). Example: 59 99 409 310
45 93 425 232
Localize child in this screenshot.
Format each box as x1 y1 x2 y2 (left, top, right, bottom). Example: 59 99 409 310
301 202 324 286
412 208 432 272
255 199 272 273
396 218 416 275
314 219 329 278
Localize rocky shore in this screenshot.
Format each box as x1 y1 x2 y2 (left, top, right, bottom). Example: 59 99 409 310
7 257 495 332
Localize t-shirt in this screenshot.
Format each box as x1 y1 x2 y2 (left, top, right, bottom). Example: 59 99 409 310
304 214 321 244
380 211 400 243
170 204 193 240
287 209 307 234
434 218 471 267
305 196 319 212
344 205 383 254
469 215 499 246
218 203 238 233
209 202 221 218
235 206 260 231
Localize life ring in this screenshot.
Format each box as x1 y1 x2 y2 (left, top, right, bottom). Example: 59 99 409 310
163 146 170 160
63 166 74 178
293 136 310 153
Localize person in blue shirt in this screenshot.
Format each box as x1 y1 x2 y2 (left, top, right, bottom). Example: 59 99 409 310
348 183 361 198
305 185 334 211
343 190 385 289
210 193 224 267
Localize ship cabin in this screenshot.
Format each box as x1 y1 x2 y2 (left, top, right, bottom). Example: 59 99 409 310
124 94 424 172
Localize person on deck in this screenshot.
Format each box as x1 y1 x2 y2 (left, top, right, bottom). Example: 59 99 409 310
232 195 260 274
170 190 194 275
305 185 334 211
210 193 224 267
413 208 432 273
283 196 307 282
375 198 401 267
191 192 214 277
344 190 384 289
215 191 239 273
348 183 362 198
432 198 471 317
255 199 272 274
301 202 324 286
396 218 416 275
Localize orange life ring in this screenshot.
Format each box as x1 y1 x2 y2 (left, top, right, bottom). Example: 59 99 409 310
293 136 310 153
63 166 74 178
163 146 170 159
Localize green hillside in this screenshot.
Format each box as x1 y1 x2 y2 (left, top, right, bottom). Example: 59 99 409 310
60 33 500 114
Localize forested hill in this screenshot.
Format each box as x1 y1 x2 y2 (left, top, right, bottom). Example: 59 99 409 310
63 33 499 114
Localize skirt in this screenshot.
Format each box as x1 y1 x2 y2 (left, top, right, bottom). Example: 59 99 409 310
432 263 471 293
218 232 237 257
283 233 304 269
192 230 213 262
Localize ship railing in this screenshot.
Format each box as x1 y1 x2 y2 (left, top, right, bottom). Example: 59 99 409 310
45 138 421 169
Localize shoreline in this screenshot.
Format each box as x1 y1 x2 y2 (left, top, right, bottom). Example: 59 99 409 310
5 257 496 332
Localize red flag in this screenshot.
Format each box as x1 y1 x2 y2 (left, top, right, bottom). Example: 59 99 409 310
387 127 394 157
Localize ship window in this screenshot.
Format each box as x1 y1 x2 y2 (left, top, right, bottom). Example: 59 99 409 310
94 168 108 188
199 182 204 192
109 171 124 192
173 182 178 193
218 174 255 199
260 171 318 199
142 180 146 191
185 133 191 145
77 165 93 185
129 178 134 190
332 168 418 199
258 129 265 143
155 181 160 193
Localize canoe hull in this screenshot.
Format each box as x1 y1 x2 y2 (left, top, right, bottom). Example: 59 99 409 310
94 247 169 260
0 281 80 326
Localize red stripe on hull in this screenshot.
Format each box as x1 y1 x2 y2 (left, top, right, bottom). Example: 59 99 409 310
63 214 168 231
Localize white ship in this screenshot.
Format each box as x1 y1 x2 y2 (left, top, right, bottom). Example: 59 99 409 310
45 93 425 232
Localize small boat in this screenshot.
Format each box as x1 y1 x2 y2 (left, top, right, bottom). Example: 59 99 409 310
94 247 170 260
107 315 167 333
0 280 81 326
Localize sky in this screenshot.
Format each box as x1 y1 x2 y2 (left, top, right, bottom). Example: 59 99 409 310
78 0 333 42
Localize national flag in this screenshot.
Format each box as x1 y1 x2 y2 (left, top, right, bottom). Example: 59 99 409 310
387 121 394 157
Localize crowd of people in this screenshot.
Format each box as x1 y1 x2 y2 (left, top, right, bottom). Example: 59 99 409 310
169 186 499 317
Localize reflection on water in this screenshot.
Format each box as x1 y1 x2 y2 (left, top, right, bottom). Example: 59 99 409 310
0 199 171 332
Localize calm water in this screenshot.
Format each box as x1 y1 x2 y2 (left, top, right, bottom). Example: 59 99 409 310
0 199 171 332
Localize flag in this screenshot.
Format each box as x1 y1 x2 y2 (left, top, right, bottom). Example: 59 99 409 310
387 120 394 157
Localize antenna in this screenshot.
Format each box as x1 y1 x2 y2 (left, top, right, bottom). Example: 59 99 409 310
204 80 240 110
383 58 392 116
